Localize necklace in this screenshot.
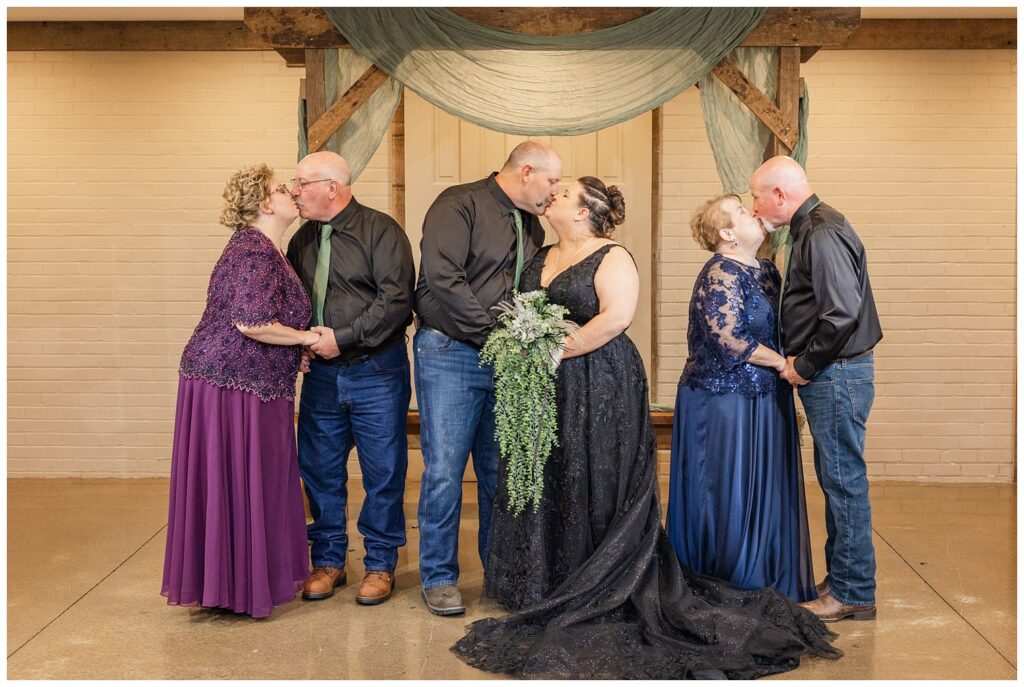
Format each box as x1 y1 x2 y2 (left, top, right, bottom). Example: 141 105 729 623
554 237 598 272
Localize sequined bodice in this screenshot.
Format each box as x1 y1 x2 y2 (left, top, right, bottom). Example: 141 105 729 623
179 227 311 402
679 254 781 397
522 244 615 326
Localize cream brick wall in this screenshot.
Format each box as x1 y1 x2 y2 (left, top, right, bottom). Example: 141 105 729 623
657 50 1016 482
8 49 1016 481
8 51 391 476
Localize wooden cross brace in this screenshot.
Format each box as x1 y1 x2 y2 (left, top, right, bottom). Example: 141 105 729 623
711 47 802 154
306 63 391 153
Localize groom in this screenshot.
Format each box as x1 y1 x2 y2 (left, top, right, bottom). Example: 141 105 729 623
750 156 882 622
413 140 562 615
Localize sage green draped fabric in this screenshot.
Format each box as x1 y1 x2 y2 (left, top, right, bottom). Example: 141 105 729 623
298 6 813 215
699 47 810 252
323 7 765 136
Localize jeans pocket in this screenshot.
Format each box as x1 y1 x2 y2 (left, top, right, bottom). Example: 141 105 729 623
416 328 455 354
844 379 875 427
368 347 408 374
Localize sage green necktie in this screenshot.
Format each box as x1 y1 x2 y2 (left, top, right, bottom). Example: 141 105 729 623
778 231 794 350
312 223 332 327
511 209 525 293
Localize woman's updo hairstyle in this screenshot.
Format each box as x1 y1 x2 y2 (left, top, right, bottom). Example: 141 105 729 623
578 176 626 238
689 193 741 252
218 162 275 231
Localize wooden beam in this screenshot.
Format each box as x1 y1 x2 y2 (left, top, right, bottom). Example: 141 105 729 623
10 14 1013 54
712 58 798 151
800 46 821 63
243 7 347 49
835 18 1016 50
391 90 406 229
242 8 867 50
451 8 653 35
275 48 307 68
322 409 677 448
304 49 326 125
307 64 390 153
7 20 270 50
740 7 860 47
771 47 801 156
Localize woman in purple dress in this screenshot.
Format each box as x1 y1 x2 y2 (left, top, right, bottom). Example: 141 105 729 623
162 163 319 618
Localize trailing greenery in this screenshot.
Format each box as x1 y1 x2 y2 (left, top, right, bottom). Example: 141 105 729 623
480 290 578 515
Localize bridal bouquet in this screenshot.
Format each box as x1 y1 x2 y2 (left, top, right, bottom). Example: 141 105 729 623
480 290 579 515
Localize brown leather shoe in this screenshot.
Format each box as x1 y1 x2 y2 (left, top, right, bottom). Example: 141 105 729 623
302 566 346 601
355 571 395 605
815 579 830 597
799 592 876 622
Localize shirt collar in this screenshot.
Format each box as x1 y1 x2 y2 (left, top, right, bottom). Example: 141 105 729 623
485 172 517 216
788 193 821 240
324 196 362 232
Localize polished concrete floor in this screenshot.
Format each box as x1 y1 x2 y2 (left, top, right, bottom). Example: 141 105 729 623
7 478 1017 680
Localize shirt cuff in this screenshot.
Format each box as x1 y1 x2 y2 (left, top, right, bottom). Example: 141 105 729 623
333 325 357 348
794 355 818 381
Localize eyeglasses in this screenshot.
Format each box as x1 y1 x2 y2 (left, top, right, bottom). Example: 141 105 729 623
290 178 333 191
271 184 290 195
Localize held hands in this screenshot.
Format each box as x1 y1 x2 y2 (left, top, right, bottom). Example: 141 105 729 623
780 355 810 386
309 325 341 359
299 346 314 373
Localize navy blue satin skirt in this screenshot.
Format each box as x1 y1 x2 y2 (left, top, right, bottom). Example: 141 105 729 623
666 382 816 602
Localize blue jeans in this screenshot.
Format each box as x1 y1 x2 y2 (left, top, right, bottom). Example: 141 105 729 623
297 345 411 573
797 353 877 606
414 327 500 589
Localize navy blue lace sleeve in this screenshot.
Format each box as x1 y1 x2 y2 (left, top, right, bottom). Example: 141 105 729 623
679 255 780 397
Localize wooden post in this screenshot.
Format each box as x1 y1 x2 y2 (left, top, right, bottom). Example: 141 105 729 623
304 49 326 126
650 106 662 404
391 90 406 228
771 46 801 156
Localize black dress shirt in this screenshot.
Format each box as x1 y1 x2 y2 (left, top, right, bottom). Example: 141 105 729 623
414 173 545 347
286 198 415 364
782 194 883 380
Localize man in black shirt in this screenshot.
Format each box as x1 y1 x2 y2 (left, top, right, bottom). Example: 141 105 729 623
414 140 562 615
751 155 882 623
286 151 415 607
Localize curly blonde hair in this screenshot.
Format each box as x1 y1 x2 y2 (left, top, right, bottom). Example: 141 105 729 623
218 163 275 230
690 194 740 252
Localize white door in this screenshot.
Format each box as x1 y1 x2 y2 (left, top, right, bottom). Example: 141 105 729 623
404 91 653 482
404 91 653 373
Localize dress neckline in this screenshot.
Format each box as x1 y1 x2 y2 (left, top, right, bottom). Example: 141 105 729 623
539 243 618 289
715 253 762 270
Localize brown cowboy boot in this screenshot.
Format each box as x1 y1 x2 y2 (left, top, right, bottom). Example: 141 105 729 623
799 592 876 622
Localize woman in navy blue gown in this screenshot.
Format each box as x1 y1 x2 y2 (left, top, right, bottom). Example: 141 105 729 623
667 194 816 602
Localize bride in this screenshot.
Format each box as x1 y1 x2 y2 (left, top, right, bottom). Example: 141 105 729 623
452 176 840 679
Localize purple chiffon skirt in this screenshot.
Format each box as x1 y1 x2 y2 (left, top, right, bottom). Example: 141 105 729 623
161 376 310 618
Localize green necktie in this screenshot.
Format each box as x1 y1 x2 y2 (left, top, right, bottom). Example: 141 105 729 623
777 228 795 347
312 223 332 327
511 208 525 293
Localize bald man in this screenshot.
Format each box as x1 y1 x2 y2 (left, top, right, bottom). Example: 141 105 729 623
750 156 882 622
414 141 562 615
286 151 415 606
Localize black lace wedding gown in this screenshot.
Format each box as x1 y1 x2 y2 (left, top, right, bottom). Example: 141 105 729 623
452 245 840 680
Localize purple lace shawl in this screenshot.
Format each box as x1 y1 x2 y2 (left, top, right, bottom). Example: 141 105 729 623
179 227 311 402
